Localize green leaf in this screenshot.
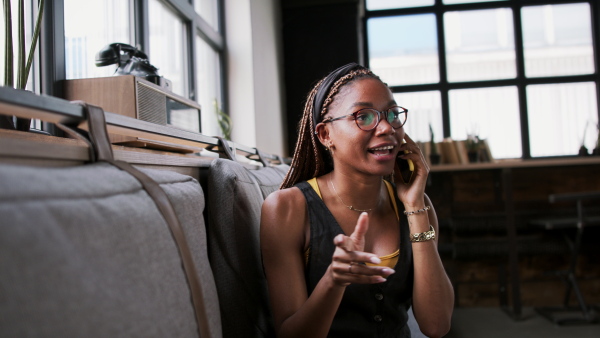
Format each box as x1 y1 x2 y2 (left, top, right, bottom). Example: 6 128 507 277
16 0 25 89
3 0 14 87
23 0 44 87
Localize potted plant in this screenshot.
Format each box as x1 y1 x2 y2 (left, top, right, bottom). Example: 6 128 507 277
2 0 45 131
428 124 440 165
214 99 232 140
466 133 481 163
593 123 600 156
578 122 590 156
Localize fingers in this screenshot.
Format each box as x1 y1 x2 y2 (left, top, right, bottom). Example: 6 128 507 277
350 212 369 245
332 240 381 264
398 134 430 174
330 213 395 285
333 212 369 252
330 259 395 285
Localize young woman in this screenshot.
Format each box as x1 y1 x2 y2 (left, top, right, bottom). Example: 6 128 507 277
260 63 454 337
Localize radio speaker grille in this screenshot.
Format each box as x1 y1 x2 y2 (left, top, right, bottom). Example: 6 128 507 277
137 84 167 125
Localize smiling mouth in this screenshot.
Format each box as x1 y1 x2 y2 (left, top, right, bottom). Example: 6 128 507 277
368 145 394 155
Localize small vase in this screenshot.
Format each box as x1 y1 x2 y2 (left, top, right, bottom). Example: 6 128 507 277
467 151 479 163
430 153 441 165
578 145 589 156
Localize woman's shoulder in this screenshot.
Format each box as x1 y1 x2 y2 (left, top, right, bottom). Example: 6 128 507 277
261 186 308 248
262 186 306 217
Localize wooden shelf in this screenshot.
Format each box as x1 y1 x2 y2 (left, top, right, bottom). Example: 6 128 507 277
430 157 600 172
0 86 285 165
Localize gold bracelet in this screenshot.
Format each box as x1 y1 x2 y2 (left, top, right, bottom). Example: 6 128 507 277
409 225 436 242
403 205 431 216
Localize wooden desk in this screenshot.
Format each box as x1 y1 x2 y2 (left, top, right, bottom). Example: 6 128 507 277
427 157 600 319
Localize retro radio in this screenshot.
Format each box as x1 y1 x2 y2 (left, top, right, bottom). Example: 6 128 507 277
62 75 202 152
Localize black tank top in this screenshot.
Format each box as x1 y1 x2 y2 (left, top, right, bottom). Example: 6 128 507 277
296 181 414 338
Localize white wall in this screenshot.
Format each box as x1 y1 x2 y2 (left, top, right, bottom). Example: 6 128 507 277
224 0 287 157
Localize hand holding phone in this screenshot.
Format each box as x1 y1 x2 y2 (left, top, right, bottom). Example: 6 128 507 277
397 139 414 184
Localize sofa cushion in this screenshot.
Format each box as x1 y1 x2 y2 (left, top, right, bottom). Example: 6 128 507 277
0 162 221 337
206 159 288 338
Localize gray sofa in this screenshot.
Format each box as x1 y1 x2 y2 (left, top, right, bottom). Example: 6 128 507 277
0 157 423 337
206 158 289 338
0 162 222 337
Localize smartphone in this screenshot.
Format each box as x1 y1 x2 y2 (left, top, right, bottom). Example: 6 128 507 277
397 139 414 184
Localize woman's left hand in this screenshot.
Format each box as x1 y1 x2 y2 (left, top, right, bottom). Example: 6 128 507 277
394 134 430 208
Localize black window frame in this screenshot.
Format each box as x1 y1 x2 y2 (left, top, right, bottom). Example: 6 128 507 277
39 0 226 133
363 0 600 159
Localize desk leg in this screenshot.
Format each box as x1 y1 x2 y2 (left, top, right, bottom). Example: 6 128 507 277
501 168 523 319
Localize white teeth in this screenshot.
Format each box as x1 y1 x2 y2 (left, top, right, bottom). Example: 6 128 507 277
370 145 394 151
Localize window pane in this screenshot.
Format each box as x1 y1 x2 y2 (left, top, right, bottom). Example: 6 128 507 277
366 0 434 10
527 82 598 157
64 0 132 79
522 3 594 78
444 0 506 4
149 0 188 97
393 91 442 144
368 14 439 86
0 0 35 89
196 36 222 136
449 86 521 159
445 8 515 82
195 0 219 32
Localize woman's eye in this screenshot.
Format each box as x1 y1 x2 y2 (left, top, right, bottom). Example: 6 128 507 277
356 112 374 123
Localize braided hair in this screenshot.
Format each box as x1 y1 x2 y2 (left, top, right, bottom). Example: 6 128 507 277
280 64 382 189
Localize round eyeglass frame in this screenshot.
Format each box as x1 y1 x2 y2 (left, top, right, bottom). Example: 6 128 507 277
321 106 408 131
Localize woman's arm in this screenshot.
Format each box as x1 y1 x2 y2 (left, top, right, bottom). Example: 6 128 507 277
408 195 454 338
261 188 343 338
397 134 454 338
261 189 393 338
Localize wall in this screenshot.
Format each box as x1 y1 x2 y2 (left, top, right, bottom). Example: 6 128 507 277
224 0 286 157
280 0 361 155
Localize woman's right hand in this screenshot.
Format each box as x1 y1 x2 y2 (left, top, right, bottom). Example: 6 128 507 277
330 212 395 286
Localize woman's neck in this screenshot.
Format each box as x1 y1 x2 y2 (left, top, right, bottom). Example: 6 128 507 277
327 171 385 213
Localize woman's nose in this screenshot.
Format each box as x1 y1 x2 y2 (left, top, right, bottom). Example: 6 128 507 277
375 112 395 134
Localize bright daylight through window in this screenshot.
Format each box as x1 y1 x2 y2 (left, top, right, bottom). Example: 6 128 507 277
366 1 598 159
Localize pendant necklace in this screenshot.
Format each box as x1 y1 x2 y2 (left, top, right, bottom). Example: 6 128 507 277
329 176 381 213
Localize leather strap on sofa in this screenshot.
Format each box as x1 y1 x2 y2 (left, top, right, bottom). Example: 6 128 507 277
71 101 211 338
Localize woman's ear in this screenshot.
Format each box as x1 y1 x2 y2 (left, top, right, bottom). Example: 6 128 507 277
315 122 331 148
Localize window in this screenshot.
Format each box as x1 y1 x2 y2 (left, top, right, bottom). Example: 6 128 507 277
1 0 37 90
1 0 41 129
449 86 521 159
444 8 515 82
365 0 599 159
394 91 443 144
368 14 439 86
366 0 434 10
195 0 219 32
148 0 188 97
521 3 594 78
195 35 222 136
57 0 224 135
527 82 598 157
64 0 132 80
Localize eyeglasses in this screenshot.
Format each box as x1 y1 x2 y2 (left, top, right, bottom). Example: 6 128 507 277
321 106 408 131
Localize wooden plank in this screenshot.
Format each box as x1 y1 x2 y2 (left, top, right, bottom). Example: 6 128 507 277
0 129 89 161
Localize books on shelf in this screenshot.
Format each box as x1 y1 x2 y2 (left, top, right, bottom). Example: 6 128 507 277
418 137 494 166
440 138 461 164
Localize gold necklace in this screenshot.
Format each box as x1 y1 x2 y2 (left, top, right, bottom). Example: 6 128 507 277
329 177 380 213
